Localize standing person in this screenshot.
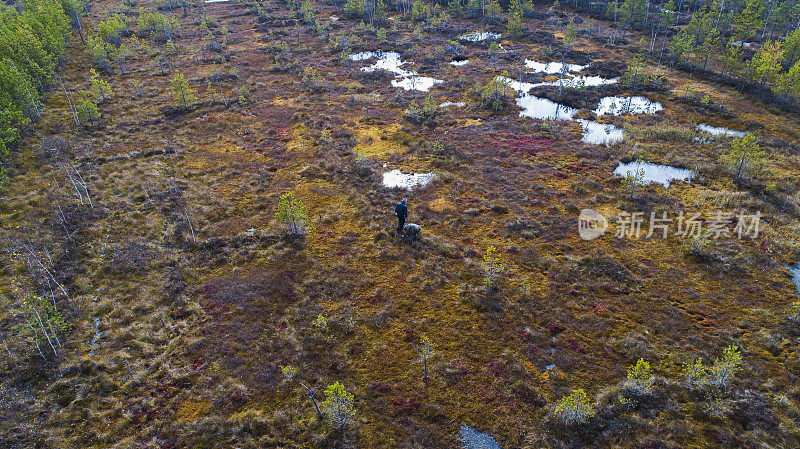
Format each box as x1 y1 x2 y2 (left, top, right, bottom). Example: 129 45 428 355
395 198 408 235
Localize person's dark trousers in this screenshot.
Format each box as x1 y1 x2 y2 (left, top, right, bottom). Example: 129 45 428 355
397 216 405 235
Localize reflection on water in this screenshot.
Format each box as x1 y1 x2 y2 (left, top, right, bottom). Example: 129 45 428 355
349 51 443 92
594 96 663 116
613 161 694 187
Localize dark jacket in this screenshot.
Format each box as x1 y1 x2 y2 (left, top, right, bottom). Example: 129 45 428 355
395 202 407 219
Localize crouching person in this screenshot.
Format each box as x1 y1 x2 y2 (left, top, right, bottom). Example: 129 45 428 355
402 223 421 243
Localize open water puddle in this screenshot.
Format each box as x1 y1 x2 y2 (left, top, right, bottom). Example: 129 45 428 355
612 161 694 187
594 96 663 116
696 124 746 138
350 51 443 92
525 59 585 74
460 32 501 42
578 119 624 145
382 169 435 189
497 76 623 145
439 101 466 108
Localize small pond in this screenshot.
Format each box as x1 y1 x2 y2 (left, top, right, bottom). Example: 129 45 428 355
578 119 624 145
439 101 466 108
460 32 501 42
350 51 443 92
497 76 622 145
594 96 663 116
612 161 694 187
382 170 435 189
525 59 585 74
532 75 619 88
696 124 746 138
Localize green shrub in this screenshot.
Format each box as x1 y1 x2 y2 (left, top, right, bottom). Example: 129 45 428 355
554 389 595 425
171 70 197 107
275 192 309 236
683 358 706 389
626 359 653 395
725 133 763 180
706 345 742 390
76 97 99 126
322 382 355 428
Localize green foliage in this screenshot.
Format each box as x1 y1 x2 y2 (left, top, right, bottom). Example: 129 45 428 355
622 52 648 88
76 96 99 126
619 0 647 30
506 11 524 38
485 0 501 20
322 382 355 428
0 0 70 153
748 40 783 85
407 94 437 123
482 72 510 111
374 0 388 23
732 0 764 44
313 314 328 330
706 345 743 390
302 67 323 91
238 86 250 105
683 358 706 389
275 192 308 236
725 133 763 179
784 28 800 66
510 0 532 17
412 0 431 22
621 157 645 199
777 60 800 101
137 7 178 40
343 0 366 18
15 292 69 359
670 28 694 64
554 389 595 426
702 392 732 417
626 359 653 395
683 345 743 392
448 0 463 16
171 70 197 107
465 0 483 18
281 365 298 381
300 0 315 25
88 69 113 103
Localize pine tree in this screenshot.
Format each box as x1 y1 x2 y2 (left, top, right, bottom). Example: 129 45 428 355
171 70 197 108
749 40 783 85
726 133 764 179
777 60 800 100
76 96 99 126
322 382 356 428
783 27 800 65
507 10 524 38
88 69 113 103
732 0 765 48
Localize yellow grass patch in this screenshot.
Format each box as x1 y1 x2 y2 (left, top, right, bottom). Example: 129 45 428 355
176 399 211 421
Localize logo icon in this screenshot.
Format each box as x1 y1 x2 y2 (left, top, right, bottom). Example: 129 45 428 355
578 209 608 241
